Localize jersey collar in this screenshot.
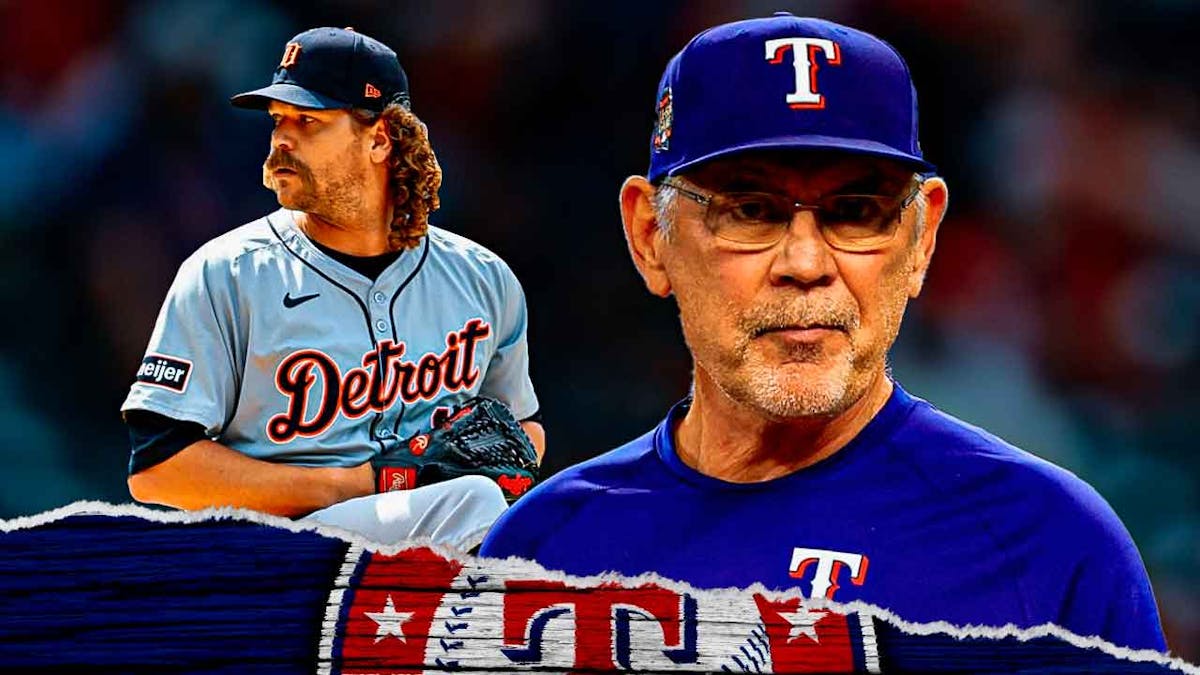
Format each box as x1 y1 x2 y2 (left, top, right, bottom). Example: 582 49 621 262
654 379 920 490
271 209 427 290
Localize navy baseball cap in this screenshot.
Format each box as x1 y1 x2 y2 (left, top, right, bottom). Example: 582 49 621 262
647 13 934 182
231 27 410 112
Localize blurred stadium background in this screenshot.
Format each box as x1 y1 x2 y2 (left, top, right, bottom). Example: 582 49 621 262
1 0 1195 657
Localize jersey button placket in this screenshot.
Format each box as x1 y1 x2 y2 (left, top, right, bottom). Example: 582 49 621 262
372 289 390 335
370 287 397 440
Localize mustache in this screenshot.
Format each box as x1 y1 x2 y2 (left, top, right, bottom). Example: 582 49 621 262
739 299 860 337
264 150 309 174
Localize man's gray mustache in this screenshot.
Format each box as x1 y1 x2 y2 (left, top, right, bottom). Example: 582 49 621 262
741 305 859 337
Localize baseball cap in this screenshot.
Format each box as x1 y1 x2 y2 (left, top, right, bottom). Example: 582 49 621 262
231 27 410 112
647 13 934 182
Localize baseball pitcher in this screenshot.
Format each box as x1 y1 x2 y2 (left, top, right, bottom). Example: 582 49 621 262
122 27 543 550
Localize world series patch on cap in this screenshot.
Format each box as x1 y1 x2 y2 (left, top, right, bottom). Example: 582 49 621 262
231 27 410 113
647 13 935 182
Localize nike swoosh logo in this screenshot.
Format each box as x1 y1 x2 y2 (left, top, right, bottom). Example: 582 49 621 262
283 292 320 308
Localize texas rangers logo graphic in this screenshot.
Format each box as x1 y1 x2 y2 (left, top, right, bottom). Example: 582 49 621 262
789 547 869 600
336 548 465 672
280 42 302 68
653 87 673 152
326 547 878 673
764 37 843 109
267 318 491 443
754 594 874 673
501 581 698 670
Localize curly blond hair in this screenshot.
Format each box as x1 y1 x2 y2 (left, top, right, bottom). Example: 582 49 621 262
352 104 442 251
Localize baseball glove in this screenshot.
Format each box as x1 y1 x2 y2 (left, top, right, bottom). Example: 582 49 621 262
371 397 539 502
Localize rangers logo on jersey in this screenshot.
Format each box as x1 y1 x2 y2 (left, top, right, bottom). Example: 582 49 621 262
789 547 869 600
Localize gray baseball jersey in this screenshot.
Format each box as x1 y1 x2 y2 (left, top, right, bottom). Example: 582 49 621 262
121 209 539 468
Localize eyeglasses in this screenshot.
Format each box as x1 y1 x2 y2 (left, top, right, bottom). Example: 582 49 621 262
661 177 922 251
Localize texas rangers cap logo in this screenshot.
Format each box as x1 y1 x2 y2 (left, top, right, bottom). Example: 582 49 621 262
764 37 843 110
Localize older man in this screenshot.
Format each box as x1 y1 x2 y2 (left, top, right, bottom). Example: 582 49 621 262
481 14 1166 651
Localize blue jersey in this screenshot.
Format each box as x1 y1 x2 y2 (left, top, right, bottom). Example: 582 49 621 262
481 383 1166 652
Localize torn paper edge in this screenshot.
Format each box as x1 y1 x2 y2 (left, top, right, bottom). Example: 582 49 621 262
2 500 1195 674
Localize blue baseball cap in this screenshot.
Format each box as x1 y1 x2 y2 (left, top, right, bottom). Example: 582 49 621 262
231 27 410 112
647 13 934 182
